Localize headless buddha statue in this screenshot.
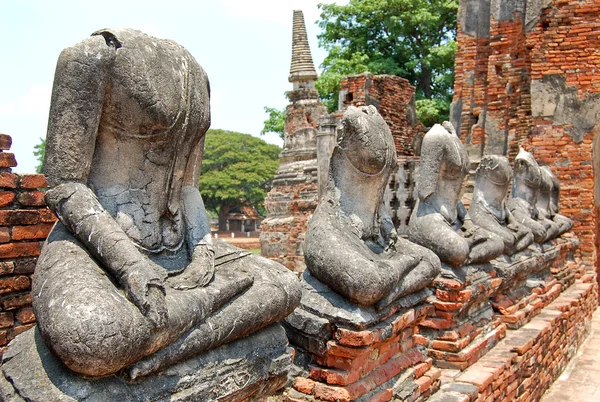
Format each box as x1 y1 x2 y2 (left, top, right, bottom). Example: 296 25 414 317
469 155 534 255
34 28 301 379
540 166 573 235
304 106 440 310
507 148 556 243
408 123 504 268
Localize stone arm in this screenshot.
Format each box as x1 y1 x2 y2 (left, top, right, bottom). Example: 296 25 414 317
43 35 168 327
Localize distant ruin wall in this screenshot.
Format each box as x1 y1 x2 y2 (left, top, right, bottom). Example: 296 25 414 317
451 0 600 275
0 134 56 357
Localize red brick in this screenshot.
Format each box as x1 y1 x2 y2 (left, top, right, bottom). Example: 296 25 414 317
436 288 473 302
39 208 57 223
0 242 41 259
0 173 17 189
19 174 47 189
1 293 32 310
15 307 35 324
0 153 16 168
0 227 9 243
17 191 46 207
0 276 31 295
8 323 35 340
293 377 316 395
0 191 15 207
0 312 14 329
12 223 53 241
335 328 376 346
0 210 39 226
0 135 12 151
313 383 351 402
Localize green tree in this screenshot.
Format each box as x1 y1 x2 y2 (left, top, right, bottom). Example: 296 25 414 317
316 0 458 126
261 106 286 140
33 137 46 173
199 129 281 231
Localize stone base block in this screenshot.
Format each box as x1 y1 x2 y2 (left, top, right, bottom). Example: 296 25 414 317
0 323 293 402
283 271 434 401
550 237 581 288
492 237 581 330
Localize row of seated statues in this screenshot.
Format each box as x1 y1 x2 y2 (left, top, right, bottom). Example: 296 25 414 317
305 111 573 309
1 29 574 400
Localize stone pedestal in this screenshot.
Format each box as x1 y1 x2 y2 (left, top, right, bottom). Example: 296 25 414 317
419 264 506 371
0 324 293 402
491 238 582 330
490 243 561 329
283 272 441 402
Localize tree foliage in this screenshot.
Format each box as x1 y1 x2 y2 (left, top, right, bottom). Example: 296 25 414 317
261 106 286 140
33 137 46 173
199 129 281 229
316 0 458 126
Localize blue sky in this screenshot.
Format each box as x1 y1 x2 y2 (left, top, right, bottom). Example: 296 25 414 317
0 0 347 173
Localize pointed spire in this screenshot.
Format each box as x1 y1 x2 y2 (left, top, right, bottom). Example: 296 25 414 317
289 10 318 84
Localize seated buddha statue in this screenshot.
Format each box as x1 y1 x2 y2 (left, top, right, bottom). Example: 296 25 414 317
408 123 504 268
304 106 440 310
540 166 573 235
469 155 534 255
33 28 301 380
507 148 556 244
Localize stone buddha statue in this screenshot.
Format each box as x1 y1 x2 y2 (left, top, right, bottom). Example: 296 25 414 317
304 106 440 310
408 122 504 268
31 28 301 380
540 166 573 235
507 148 557 243
469 155 534 255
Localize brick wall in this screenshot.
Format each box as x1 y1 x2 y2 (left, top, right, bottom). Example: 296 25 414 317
339 73 426 157
0 134 55 357
451 0 600 278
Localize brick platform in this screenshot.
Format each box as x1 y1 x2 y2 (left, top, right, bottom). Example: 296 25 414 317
430 279 597 402
419 264 505 371
283 272 440 402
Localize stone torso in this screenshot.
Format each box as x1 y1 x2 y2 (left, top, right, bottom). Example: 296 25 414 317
87 29 210 252
426 133 469 224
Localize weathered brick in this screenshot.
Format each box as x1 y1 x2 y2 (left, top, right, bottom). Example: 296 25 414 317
0 276 30 295
0 261 14 274
0 312 14 329
0 227 10 243
0 153 16 168
0 242 41 259
0 135 12 151
19 174 47 189
0 191 15 207
12 223 53 241
0 210 39 226
1 293 32 310
0 173 18 189
13 258 36 275
17 191 46 207
15 307 35 324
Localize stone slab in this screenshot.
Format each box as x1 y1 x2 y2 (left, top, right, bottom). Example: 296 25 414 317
1 324 292 402
291 270 432 331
